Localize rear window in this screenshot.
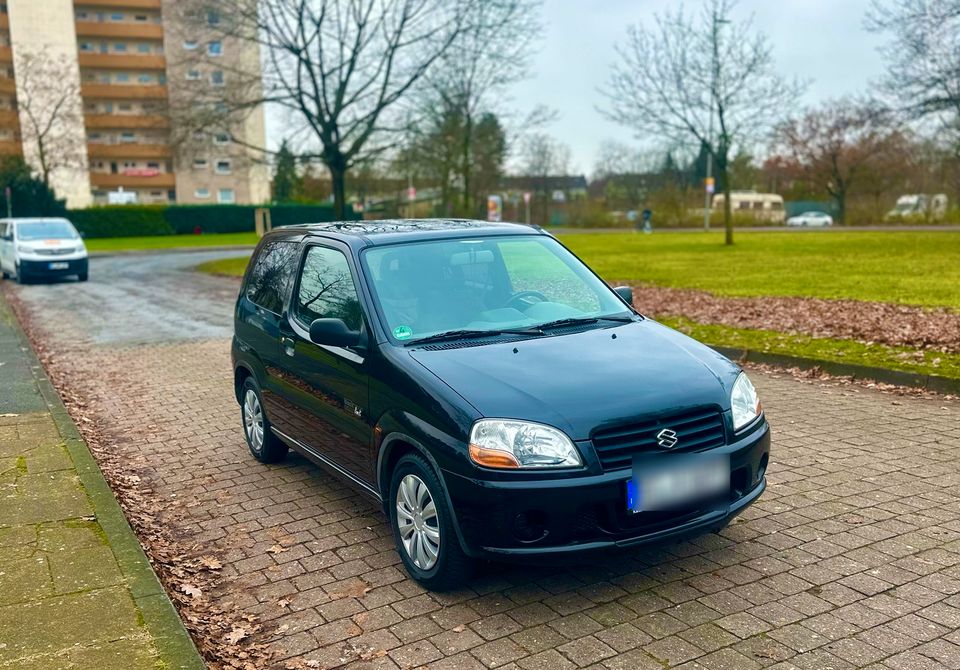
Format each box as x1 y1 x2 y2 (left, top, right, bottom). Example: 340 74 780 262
245 240 298 313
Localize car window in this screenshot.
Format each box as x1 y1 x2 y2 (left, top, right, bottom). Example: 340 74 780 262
17 220 80 240
294 246 363 331
245 240 298 313
499 238 602 314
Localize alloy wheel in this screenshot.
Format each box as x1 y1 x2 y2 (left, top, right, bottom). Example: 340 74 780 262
243 389 264 453
395 474 440 570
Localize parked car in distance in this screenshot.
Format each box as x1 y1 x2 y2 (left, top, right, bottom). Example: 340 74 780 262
0 217 88 283
232 220 771 589
885 193 948 221
786 211 833 227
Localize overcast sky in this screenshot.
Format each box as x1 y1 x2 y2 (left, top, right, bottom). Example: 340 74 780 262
505 0 887 174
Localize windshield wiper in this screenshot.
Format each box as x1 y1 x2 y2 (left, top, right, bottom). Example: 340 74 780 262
535 314 635 331
407 328 542 346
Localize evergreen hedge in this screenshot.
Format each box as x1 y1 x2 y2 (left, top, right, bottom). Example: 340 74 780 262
68 203 357 238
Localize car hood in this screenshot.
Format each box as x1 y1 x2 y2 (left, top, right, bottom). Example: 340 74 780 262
408 320 741 441
17 238 82 251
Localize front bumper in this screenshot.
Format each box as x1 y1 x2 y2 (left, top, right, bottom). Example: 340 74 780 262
443 421 770 558
19 257 88 278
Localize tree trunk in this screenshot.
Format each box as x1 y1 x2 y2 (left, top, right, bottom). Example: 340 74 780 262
462 110 472 216
327 159 347 219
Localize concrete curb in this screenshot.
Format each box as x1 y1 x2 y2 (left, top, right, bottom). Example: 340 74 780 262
2 290 206 670
712 345 960 395
90 244 255 258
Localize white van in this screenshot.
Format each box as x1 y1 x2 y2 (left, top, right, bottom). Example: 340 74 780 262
0 217 89 283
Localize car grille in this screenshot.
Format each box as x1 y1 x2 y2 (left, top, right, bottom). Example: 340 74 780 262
591 407 726 471
33 248 75 256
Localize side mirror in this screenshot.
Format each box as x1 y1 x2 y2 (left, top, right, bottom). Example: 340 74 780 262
309 318 362 348
614 286 633 305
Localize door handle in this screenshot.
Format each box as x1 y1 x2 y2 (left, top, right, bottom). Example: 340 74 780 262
281 336 295 356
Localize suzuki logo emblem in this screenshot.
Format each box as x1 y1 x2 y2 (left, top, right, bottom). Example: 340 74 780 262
656 428 678 449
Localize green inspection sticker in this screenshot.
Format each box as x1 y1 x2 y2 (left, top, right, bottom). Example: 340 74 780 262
393 325 413 340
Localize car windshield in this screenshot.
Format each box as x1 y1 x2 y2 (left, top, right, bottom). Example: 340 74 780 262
362 235 631 342
17 220 79 241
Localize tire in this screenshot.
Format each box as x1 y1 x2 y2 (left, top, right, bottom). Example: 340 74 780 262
78 272 88 282
240 377 287 463
14 264 25 284
389 453 474 590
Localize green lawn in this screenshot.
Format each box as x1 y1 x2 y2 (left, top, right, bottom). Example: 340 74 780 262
86 232 259 252
193 229 960 309
194 256 250 277
563 230 960 310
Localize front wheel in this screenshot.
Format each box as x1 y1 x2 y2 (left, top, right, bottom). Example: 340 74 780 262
240 377 287 463
390 454 473 590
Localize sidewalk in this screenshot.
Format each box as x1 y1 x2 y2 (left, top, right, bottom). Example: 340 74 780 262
0 290 205 669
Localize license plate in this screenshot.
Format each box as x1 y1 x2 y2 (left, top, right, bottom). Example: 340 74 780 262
626 454 729 513
49 262 69 270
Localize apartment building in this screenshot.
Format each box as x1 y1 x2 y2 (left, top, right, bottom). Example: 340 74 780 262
1 0 269 208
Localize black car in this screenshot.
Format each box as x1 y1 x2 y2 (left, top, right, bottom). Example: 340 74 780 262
232 220 770 589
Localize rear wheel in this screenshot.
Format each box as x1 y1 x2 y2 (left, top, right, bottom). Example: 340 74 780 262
389 453 473 590
240 377 287 463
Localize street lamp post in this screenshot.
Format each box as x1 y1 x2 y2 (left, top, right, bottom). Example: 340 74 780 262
703 12 729 231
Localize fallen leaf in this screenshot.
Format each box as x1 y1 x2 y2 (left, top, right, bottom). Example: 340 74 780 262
267 544 289 554
180 583 202 599
278 598 291 609
199 556 222 570
225 627 248 645
452 624 466 633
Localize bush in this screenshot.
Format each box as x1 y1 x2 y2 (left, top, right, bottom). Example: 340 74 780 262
70 205 172 238
67 203 357 238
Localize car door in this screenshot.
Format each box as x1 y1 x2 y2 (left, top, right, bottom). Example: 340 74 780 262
274 242 374 487
0 222 9 273
234 238 299 425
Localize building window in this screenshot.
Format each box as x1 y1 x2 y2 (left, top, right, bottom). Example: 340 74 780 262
213 133 230 145
138 74 152 83
76 10 89 20
146 162 160 170
211 70 224 86
120 132 135 143
117 103 132 112
80 42 94 52
218 188 235 204
114 43 127 52
183 40 198 51
134 14 148 22
115 72 130 83
215 159 231 175
186 70 200 81
110 12 123 22
195 187 210 199
137 43 151 54
207 9 221 25
207 41 222 57
193 158 208 170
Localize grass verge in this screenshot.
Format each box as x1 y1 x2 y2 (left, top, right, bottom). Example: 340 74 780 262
86 232 259 252
194 256 249 277
661 317 960 380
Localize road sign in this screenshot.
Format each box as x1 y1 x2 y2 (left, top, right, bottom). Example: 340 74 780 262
487 195 503 222
523 191 531 204
705 177 715 194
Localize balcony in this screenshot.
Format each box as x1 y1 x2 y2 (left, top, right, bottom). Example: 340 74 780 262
75 0 162 8
0 109 18 127
90 172 176 189
0 47 11 63
85 114 169 130
87 142 172 159
0 140 21 155
78 53 166 70
0 15 8 29
75 21 163 39
81 83 167 99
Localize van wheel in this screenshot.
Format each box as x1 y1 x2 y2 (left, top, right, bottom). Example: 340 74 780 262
14 264 26 284
240 377 287 463
389 454 473 590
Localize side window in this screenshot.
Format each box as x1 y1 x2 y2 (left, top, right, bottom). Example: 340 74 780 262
295 246 363 331
245 240 297 313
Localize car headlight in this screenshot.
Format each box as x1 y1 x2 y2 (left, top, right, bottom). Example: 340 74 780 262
731 372 762 430
17 244 31 253
468 419 582 469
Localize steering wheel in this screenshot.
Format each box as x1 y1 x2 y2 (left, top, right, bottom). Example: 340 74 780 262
506 290 549 311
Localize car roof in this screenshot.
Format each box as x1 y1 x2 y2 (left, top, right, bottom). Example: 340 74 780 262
267 218 546 248
0 217 72 225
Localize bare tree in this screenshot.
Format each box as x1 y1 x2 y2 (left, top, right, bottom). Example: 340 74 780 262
415 0 542 214
773 100 902 223
13 52 85 188
601 0 803 244
174 0 491 218
866 1 960 125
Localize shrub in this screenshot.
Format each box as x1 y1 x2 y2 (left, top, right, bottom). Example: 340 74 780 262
70 205 172 238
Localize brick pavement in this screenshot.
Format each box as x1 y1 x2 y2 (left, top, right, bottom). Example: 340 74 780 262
8 284 960 670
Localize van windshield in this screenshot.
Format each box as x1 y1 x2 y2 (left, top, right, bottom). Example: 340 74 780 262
361 235 630 343
17 221 79 241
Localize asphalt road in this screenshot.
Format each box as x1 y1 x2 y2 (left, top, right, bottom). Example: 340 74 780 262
11 250 247 345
